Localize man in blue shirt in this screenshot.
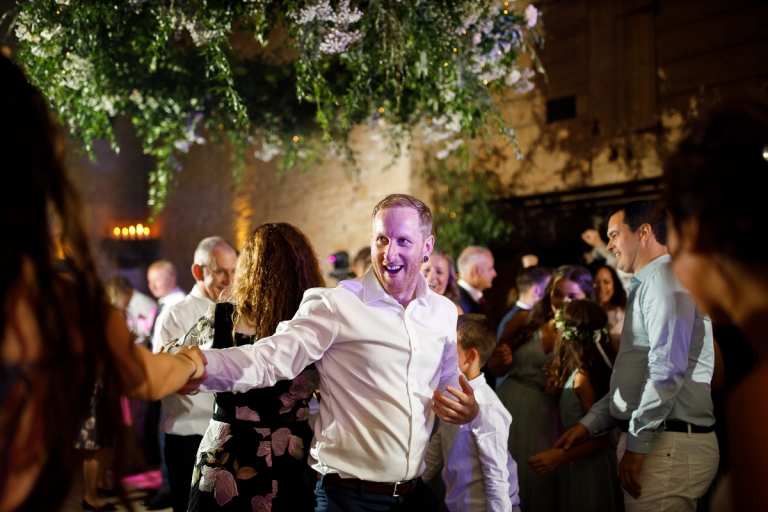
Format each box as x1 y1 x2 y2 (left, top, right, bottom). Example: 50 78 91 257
556 201 718 512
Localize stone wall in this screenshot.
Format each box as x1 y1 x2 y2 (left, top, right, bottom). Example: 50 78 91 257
67 122 426 292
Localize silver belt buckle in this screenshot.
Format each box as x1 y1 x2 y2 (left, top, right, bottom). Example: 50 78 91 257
392 481 406 497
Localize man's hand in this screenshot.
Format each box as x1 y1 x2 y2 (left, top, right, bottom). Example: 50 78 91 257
554 423 589 450
432 374 479 424
581 229 605 248
527 448 566 474
618 450 645 499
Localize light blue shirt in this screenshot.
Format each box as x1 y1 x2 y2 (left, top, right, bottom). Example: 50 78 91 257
580 254 715 453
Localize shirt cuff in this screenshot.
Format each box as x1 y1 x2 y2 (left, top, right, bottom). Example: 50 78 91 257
626 429 653 454
580 411 617 438
199 349 226 393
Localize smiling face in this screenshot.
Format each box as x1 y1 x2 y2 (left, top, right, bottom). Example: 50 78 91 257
550 277 587 313
421 253 450 296
199 247 238 302
606 211 642 274
594 267 615 307
371 206 434 304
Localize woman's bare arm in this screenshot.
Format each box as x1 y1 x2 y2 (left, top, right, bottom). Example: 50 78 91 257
106 308 203 400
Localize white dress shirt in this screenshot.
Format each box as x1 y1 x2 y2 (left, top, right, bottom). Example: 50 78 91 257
423 373 520 512
198 270 462 483
151 286 187 351
154 286 215 436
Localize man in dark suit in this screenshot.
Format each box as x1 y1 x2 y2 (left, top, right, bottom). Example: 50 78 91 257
456 246 497 315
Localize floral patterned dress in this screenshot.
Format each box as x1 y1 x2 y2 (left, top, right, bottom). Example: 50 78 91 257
187 303 319 512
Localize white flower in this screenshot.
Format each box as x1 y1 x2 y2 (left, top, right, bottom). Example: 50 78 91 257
525 4 539 28
254 140 283 162
472 32 482 45
198 420 232 454
505 69 522 86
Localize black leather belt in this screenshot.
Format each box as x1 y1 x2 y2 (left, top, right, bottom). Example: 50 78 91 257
617 419 715 433
323 473 417 497
664 420 715 433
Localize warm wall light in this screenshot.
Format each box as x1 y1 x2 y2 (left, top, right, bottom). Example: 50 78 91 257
112 222 154 239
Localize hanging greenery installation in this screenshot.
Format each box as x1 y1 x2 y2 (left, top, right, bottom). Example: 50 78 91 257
8 0 543 214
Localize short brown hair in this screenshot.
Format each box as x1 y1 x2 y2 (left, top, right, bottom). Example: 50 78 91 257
457 314 496 367
371 194 432 239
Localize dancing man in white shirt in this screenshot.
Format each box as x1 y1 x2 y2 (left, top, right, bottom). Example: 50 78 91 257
178 194 478 512
153 237 237 512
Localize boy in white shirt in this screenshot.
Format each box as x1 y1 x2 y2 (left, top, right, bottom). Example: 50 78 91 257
424 314 522 512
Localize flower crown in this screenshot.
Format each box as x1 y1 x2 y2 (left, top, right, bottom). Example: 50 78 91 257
554 308 608 344
554 306 613 369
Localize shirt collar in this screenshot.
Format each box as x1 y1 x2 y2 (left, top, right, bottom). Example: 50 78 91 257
458 279 483 302
632 254 671 285
158 286 183 305
467 372 487 390
361 268 430 306
190 285 214 303
515 300 533 311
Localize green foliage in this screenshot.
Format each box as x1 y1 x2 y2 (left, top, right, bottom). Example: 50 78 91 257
424 145 513 258
8 0 542 214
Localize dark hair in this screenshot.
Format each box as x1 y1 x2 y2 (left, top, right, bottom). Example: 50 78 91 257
594 265 627 309
0 56 134 509
229 223 325 341
607 200 667 246
517 265 552 294
431 248 460 302
663 96 768 268
551 300 613 398
507 265 594 352
457 314 496 367
372 194 433 238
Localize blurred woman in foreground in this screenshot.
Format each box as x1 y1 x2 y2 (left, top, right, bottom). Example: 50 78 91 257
0 56 204 511
662 96 768 511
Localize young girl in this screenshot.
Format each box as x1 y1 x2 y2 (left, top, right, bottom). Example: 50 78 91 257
527 299 623 512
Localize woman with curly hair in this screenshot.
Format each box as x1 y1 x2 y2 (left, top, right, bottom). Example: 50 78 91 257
0 56 205 512
487 265 594 512
527 299 622 512
180 223 325 511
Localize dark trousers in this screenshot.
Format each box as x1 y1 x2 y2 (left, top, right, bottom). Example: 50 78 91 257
164 433 202 512
314 476 438 512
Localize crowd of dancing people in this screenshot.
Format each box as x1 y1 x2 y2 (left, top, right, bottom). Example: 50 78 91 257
2 54 767 512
